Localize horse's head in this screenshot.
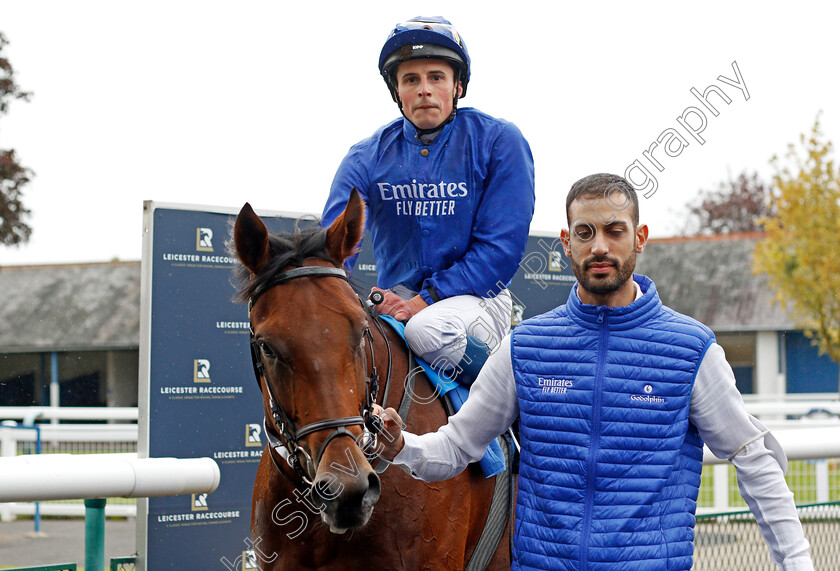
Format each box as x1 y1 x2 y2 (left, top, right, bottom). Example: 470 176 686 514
232 190 381 533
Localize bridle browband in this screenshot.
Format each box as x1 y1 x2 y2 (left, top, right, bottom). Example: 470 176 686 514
247 264 389 489
249 265 349 303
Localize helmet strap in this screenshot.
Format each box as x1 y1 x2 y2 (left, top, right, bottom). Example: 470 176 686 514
412 109 456 143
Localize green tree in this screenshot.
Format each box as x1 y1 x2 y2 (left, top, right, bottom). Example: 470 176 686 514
753 115 840 384
682 171 774 236
0 31 33 246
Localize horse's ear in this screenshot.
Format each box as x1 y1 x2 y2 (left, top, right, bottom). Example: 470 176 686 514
234 203 271 274
325 189 366 265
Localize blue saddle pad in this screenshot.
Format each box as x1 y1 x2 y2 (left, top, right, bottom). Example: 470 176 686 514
379 315 506 478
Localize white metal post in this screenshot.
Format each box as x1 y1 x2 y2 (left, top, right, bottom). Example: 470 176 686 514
50 351 60 426
0 424 17 522
713 464 730 511
815 459 829 503
755 331 785 421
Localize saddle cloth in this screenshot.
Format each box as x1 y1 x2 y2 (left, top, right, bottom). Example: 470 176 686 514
379 315 506 477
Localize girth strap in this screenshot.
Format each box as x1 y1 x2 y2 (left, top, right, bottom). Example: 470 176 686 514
398 349 418 422
465 432 515 571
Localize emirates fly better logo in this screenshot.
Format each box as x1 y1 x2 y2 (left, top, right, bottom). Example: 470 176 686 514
377 178 468 217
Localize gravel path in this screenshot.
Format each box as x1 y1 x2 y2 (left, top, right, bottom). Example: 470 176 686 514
0 517 135 569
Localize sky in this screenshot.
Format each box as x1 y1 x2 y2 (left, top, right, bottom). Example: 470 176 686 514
1 1 839 266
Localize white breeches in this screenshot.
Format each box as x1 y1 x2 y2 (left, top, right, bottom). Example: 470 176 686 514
404 290 512 371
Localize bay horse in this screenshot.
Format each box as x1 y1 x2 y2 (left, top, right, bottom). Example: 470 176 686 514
231 190 512 570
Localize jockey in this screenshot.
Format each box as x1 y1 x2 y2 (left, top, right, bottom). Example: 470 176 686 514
322 16 535 384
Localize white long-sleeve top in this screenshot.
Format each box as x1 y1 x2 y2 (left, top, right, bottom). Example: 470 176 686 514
394 333 814 570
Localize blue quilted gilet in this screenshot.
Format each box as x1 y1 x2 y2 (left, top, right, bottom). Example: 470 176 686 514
510 274 714 570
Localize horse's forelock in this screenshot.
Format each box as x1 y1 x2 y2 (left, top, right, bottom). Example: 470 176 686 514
229 224 334 303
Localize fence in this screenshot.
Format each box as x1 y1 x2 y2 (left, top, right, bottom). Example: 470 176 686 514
698 459 840 514
4 555 137 570
0 407 138 424
695 501 840 570
740 394 840 418
2 408 839 517
1 403 839 569
0 454 219 570
0 422 138 521
699 423 840 513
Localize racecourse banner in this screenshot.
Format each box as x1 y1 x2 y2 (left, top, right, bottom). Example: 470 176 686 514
137 202 573 570
137 202 308 571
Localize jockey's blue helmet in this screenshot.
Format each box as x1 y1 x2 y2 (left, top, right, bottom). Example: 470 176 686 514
378 16 471 104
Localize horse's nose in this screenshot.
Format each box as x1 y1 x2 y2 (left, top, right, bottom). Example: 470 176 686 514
312 470 381 509
364 471 381 505
311 470 381 530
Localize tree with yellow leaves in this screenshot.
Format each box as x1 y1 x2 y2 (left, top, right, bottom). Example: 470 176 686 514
753 115 840 387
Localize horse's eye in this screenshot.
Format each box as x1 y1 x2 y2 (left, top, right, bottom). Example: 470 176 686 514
259 341 277 360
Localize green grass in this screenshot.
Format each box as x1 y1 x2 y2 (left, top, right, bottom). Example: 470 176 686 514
699 459 840 508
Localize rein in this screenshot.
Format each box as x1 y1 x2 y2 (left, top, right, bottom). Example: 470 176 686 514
247 264 392 488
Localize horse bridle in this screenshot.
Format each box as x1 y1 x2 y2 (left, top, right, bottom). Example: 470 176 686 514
247 265 389 488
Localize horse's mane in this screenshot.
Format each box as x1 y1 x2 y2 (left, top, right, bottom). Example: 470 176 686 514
228 219 380 320
228 222 335 303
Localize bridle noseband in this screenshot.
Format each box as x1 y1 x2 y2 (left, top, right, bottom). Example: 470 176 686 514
248 265 386 488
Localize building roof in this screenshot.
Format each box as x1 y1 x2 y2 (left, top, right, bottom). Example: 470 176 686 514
0 261 141 352
636 233 796 332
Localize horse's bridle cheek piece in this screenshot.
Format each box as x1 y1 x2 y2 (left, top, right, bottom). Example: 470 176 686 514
247 265 387 488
